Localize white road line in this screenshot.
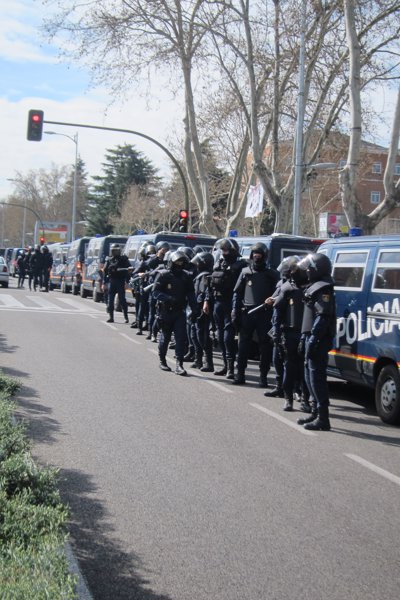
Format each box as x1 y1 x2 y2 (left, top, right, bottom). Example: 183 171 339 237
249 402 318 436
0 294 26 308
27 295 63 310
119 333 141 345
57 297 103 312
187 369 234 394
345 453 400 487
101 322 118 331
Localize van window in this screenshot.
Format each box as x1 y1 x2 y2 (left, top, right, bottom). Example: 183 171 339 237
332 250 368 289
372 249 400 293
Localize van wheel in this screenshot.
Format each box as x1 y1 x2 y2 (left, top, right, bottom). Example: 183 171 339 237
376 365 400 425
93 287 101 303
80 284 88 299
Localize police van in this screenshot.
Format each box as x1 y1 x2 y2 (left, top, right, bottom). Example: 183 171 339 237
319 234 400 425
48 242 70 290
61 236 92 295
235 234 324 267
80 235 128 301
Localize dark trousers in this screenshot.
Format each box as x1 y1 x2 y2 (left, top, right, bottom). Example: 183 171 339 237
237 310 272 377
108 280 128 317
282 332 303 399
213 299 236 363
192 315 213 360
304 336 331 410
158 310 187 362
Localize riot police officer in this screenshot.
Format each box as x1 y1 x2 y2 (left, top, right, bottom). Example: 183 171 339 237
268 256 305 411
190 252 215 372
153 250 197 376
292 253 336 431
231 242 279 386
146 241 170 341
41 245 53 292
103 243 131 323
204 238 247 379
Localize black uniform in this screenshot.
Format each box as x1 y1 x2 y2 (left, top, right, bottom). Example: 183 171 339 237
272 278 305 409
191 267 214 371
41 247 53 292
153 252 196 375
104 253 131 322
232 262 279 385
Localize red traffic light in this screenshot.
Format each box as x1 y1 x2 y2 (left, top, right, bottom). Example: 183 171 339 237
27 109 44 141
179 210 188 219
179 209 188 232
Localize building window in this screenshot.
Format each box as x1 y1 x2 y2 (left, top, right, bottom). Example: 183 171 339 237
370 191 381 204
372 162 382 174
394 163 400 175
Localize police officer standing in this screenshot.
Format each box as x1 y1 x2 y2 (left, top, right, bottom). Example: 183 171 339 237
41 245 53 292
103 243 131 324
268 256 305 411
153 250 197 376
204 238 247 379
190 251 215 372
291 253 336 430
145 241 170 341
231 242 279 386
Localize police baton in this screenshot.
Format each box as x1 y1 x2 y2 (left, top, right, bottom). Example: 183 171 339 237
247 303 267 315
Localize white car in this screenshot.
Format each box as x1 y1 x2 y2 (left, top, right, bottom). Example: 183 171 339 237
0 256 9 288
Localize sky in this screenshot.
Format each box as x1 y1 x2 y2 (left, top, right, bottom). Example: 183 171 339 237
0 0 181 200
0 0 398 205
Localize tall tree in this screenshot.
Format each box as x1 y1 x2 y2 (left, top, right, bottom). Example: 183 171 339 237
86 144 158 235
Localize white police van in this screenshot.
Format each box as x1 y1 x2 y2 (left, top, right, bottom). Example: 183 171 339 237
319 234 400 425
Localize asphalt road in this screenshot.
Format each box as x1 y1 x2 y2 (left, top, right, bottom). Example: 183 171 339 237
1 280 399 600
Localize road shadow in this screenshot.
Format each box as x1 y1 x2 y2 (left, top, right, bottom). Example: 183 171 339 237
0 332 19 354
60 468 173 600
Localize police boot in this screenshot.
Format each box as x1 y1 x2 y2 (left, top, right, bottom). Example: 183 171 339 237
226 360 235 380
232 370 246 385
264 386 284 398
190 352 203 369
175 360 187 376
258 370 268 388
159 358 172 372
283 395 293 412
297 400 318 425
124 311 129 324
300 397 312 413
304 406 331 431
183 349 195 362
214 361 227 376
106 312 114 323
201 349 214 372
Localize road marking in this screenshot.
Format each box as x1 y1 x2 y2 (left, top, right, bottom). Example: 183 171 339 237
0 294 26 308
27 295 63 310
119 332 141 345
102 322 118 330
345 453 400 487
249 402 318 436
187 369 234 393
57 297 103 312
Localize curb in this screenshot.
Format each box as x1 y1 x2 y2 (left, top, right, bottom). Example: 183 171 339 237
65 542 93 600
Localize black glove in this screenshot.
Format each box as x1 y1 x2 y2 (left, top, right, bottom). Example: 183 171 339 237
298 337 306 358
305 336 319 360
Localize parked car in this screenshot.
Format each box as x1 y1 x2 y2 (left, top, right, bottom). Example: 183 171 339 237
0 256 9 288
81 235 128 301
48 242 70 290
319 233 400 425
61 237 91 295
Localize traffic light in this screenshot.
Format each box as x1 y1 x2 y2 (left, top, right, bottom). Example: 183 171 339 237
179 209 188 232
39 236 45 245
27 109 44 141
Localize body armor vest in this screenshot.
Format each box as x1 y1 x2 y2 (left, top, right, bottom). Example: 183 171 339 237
301 279 335 334
242 266 277 306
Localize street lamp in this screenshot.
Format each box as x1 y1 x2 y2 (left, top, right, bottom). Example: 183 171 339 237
45 131 79 242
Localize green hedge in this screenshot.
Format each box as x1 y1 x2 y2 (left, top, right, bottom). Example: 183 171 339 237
0 373 77 599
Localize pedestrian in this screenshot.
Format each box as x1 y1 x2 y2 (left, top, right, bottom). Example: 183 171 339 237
231 242 279 387
25 246 34 291
153 250 197 376
204 238 247 379
17 250 27 288
103 244 131 323
31 245 44 292
291 253 336 431
41 245 53 292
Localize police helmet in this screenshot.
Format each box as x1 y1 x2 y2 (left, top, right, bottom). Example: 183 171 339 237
277 255 300 279
110 243 121 256
250 242 268 261
155 241 170 253
217 237 240 257
168 250 188 269
191 251 214 273
138 245 147 259
146 244 156 257
297 252 332 282
177 246 194 260
41 245 49 252
192 245 205 255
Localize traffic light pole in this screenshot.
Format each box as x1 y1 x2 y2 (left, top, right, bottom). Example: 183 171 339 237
43 119 190 217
